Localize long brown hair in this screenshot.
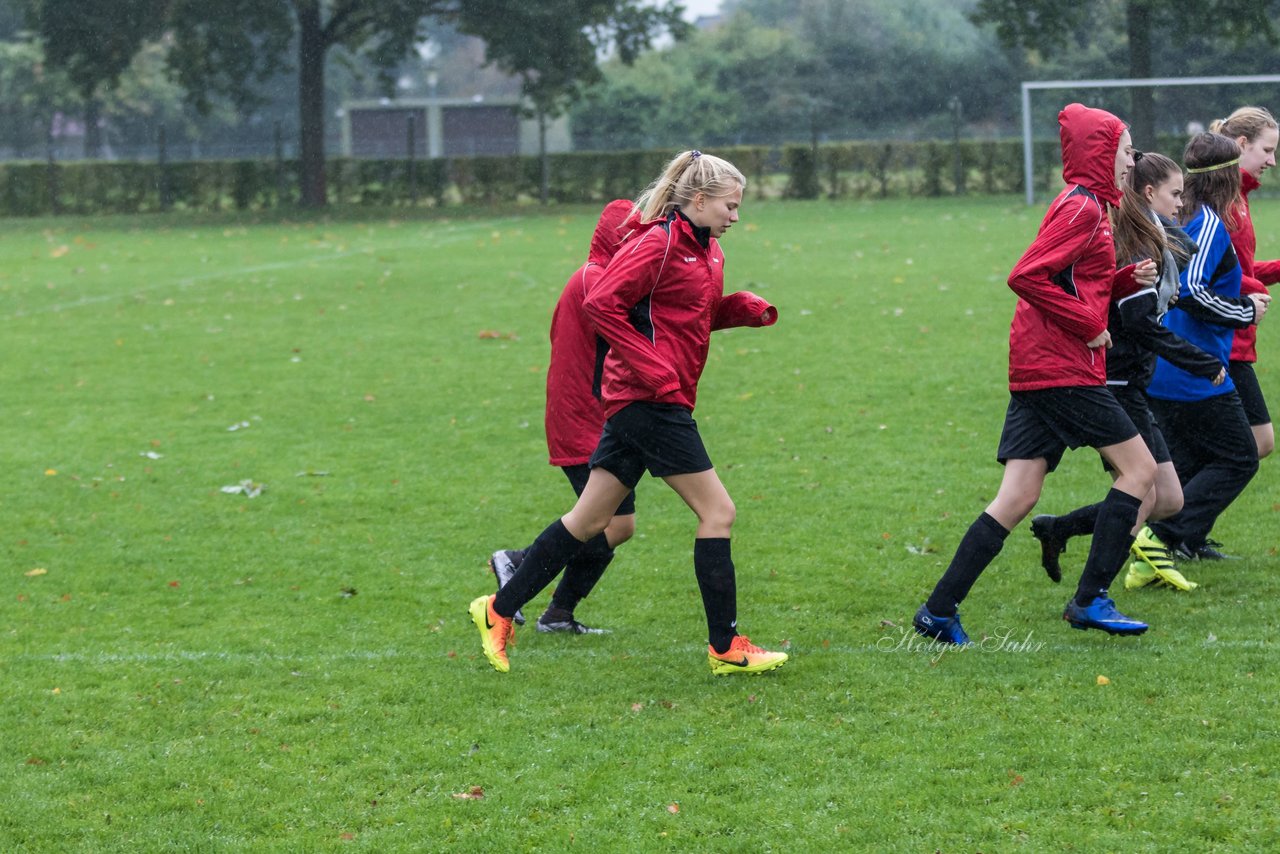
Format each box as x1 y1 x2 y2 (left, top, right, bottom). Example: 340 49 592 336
1181 133 1242 230
1112 152 1181 266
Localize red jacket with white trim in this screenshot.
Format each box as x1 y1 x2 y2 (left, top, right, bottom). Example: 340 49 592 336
1228 171 1280 362
1006 104 1141 390
584 209 776 419
544 200 633 466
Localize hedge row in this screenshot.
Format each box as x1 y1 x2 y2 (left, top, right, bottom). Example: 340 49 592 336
0 136 1190 217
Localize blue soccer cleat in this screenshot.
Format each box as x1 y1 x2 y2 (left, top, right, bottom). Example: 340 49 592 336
913 604 972 645
1062 595 1148 636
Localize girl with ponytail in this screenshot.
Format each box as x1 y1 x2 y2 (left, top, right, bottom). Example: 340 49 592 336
1142 132 1270 564
1209 107 1280 467
470 151 789 676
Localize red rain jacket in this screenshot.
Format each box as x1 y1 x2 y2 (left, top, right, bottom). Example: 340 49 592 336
1227 171 1280 363
1006 103 1141 390
544 200 634 466
584 209 776 420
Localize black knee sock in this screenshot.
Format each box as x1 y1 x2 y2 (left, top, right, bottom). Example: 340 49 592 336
1074 488 1142 606
925 512 1009 617
1057 502 1101 539
694 538 737 654
493 519 584 618
549 533 614 615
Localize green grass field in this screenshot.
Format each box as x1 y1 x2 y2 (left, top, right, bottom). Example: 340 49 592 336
3 197 1278 851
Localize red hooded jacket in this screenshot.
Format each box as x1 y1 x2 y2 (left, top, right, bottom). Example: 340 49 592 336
1006 103 1140 390
583 208 777 419
1227 171 1280 363
544 200 634 466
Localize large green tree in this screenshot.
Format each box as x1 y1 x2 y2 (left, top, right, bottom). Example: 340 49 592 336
971 0 1280 147
459 0 688 203
31 0 685 207
28 0 167 156
574 0 1016 149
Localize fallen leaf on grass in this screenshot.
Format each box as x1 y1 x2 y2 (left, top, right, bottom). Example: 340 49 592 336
631 703 644 712
1096 675 1111 686
140 451 163 460
452 786 484 800
666 803 680 814
477 330 519 340
25 568 47 577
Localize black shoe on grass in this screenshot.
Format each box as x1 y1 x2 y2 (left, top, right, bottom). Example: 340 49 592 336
1030 514 1066 583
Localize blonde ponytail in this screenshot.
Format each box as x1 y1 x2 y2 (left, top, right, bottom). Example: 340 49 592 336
1209 106 1277 143
635 150 746 222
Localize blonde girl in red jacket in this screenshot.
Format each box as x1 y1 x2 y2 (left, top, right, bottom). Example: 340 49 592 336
470 151 787 676
1212 109 1279 459
914 104 1160 644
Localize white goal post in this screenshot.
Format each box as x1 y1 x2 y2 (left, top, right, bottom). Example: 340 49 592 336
1021 74 1280 205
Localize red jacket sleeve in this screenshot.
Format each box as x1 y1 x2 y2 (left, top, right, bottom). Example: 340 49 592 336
713 292 777 330
1007 195 1109 341
582 228 681 396
1254 258 1280 286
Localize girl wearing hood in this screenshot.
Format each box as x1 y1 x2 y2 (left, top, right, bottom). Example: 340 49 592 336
488 200 637 635
470 151 787 676
1028 152 1226 593
915 104 1160 644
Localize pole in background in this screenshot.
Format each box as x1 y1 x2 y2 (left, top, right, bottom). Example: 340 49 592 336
46 121 61 215
949 96 965 195
158 123 172 211
274 120 287 207
407 113 418 206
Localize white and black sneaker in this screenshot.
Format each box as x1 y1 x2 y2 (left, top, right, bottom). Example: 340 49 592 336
488 549 526 625
536 609 608 634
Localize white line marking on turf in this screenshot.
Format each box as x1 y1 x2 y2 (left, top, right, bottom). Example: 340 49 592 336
14 636 1271 668
0 218 526 321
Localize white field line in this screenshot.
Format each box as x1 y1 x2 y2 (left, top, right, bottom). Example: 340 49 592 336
1 218 520 321
16 637 1271 668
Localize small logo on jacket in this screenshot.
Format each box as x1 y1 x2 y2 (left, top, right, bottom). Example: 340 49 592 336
683 255 698 263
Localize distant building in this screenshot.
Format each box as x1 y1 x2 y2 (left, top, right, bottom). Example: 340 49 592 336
339 97 571 158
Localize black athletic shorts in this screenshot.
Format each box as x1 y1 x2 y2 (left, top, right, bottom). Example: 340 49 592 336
997 386 1139 473
589 402 714 488
1229 360 1271 427
562 463 637 516
1102 384 1171 471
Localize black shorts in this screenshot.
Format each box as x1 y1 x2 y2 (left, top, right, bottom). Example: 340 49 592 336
1102 384 1170 471
562 463 636 516
997 386 1139 473
589 402 714 488
1229 360 1271 427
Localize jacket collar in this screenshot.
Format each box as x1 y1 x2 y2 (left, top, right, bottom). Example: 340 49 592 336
673 207 711 248
1242 170 1261 196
